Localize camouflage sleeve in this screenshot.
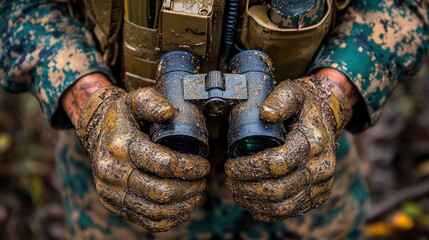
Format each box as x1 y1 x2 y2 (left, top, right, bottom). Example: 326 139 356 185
0 0 113 128
309 0 429 132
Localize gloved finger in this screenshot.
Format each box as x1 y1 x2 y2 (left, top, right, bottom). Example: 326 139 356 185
124 193 202 220
311 178 334 208
95 180 124 210
100 197 127 219
128 169 206 204
306 150 336 183
96 180 191 232
294 102 329 157
260 80 304 123
225 130 309 181
101 197 192 233
127 87 176 123
225 167 310 202
129 133 210 180
92 156 134 186
233 188 312 220
127 209 191 233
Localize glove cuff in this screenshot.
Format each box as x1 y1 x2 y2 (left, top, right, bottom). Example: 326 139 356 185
318 76 353 135
300 76 353 138
76 86 125 152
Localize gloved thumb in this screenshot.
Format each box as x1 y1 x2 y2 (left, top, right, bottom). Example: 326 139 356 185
260 80 304 123
127 87 176 123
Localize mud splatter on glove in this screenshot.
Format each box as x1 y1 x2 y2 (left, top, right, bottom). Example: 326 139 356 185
76 86 210 232
225 76 352 222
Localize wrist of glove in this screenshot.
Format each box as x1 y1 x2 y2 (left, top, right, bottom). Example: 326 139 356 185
76 86 210 232
225 75 352 222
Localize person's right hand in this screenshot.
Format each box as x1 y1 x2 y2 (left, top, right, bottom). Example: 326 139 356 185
76 86 210 232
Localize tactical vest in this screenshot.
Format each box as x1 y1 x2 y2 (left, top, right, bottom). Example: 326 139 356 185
76 0 350 91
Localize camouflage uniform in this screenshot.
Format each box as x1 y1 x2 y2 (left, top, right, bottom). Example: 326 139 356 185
1 0 428 239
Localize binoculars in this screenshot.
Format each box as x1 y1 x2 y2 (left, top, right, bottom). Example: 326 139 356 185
150 50 286 158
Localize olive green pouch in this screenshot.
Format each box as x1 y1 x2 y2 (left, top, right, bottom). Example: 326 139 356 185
122 19 161 90
240 0 334 81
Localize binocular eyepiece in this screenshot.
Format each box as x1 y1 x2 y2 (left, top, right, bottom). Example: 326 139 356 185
150 51 209 157
150 50 286 158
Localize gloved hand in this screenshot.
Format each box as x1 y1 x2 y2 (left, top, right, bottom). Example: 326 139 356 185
225 76 352 222
76 86 210 232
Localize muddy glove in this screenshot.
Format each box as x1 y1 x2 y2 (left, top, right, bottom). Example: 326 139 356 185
76 86 210 232
225 76 352 222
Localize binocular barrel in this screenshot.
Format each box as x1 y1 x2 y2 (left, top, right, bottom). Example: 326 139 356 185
228 50 286 158
151 50 286 158
150 51 209 157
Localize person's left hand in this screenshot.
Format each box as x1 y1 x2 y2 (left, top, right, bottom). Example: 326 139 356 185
224 75 353 222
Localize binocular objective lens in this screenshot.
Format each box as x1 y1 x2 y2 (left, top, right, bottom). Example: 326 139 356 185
159 136 204 156
234 136 280 157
